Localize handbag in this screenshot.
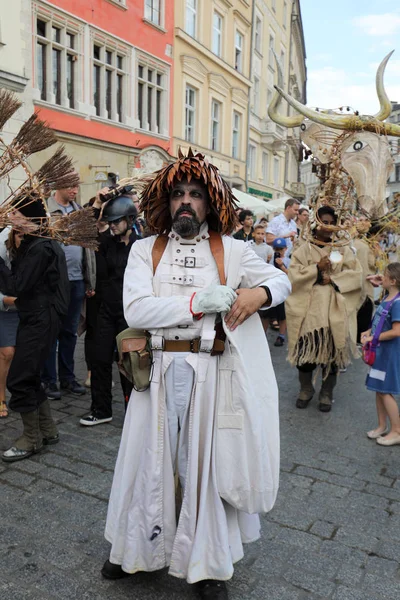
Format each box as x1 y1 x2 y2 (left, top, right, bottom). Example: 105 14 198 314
116 329 152 392
362 292 400 366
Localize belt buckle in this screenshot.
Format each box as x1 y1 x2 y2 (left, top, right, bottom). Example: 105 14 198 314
184 256 196 268
151 337 165 351
190 338 200 353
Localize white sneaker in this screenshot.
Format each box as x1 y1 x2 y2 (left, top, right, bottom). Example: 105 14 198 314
79 414 112 427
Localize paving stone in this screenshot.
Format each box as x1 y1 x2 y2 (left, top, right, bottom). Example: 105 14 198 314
283 566 336 597
275 528 321 552
319 541 368 567
365 482 400 503
334 527 380 553
289 547 340 580
311 481 350 499
365 554 399 576
348 489 389 510
354 469 395 488
361 573 400 600
375 540 400 562
335 563 364 586
309 520 337 539
0 470 36 488
333 585 377 600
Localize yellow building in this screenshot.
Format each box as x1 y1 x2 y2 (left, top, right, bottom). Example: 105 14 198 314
172 0 252 190
248 0 306 201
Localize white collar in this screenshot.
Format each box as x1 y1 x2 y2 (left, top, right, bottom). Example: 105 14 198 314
169 221 210 244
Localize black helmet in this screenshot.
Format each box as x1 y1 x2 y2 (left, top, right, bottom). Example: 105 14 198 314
102 195 138 222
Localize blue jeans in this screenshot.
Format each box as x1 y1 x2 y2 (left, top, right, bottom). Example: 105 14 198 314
42 279 85 385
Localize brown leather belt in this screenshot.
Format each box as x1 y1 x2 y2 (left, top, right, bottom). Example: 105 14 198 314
163 338 225 355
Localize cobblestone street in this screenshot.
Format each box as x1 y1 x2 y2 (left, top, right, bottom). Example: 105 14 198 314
1 334 400 600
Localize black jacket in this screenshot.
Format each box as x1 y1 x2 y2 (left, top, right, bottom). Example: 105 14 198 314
0 237 69 314
97 231 137 309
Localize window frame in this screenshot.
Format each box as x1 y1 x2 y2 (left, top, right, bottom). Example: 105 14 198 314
137 60 168 134
34 16 80 110
248 144 256 179
92 41 128 122
234 30 244 72
254 16 262 54
210 99 221 152
232 111 241 159
185 84 197 143
262 152 269 183
273 155 280 184
212 11 223 57
145 0 162 27
185 0 197 38
253 76 260 115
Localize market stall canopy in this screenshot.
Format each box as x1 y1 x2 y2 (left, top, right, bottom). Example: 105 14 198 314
232 188 275 215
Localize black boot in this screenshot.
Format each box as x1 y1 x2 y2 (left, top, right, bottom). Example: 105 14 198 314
196 580 229 600
296 370 314 409
39 399 59 445
2 410 43 462
101 559 131 580
318 373 337 412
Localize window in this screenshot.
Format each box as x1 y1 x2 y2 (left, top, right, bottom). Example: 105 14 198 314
235 31 243 72
269 34 275 69
185 85 196 142
35 17 78 108
262 152 269 183
253 76 260 115
137 63 167 133
232 111 241 159
280 49 285 72
212 12 222 57
145 0 161 26
283 1 287 28
396 164 400 182
267 87 273 106
248 144 256 179
272 0 276 11
255 17 262 53
211 100 221 151
93 43 128 121
185 0 197 37
273 156 280 184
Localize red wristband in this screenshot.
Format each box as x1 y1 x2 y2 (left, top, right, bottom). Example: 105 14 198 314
190 292 204 320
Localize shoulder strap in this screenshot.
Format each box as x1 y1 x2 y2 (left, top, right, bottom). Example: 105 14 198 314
151 230 226 285
152 234 169 275
208 230 226 285
372 292 400 347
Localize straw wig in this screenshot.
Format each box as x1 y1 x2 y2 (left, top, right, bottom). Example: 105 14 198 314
140 148 238 235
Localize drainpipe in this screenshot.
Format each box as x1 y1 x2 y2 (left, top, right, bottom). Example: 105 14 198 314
284 0 296 192
244 0 256 192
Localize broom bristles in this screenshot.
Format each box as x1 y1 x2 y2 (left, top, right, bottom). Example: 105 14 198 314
36 146 80 194
0 89 22 130
13 114 57 155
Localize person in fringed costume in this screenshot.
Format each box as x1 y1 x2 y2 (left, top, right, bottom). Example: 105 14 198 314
102 149 291 599
286 206 362 412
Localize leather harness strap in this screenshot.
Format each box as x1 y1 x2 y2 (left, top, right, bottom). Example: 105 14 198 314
163 338 225 355
151 230 226 284
152 234 169 275
208 230 226 285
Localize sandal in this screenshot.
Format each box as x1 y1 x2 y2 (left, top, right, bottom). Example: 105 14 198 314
0 401 9 419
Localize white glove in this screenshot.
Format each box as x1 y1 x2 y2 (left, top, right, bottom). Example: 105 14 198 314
192 285 237 314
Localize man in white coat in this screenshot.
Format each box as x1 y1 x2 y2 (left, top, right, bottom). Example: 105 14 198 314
102 150 291 599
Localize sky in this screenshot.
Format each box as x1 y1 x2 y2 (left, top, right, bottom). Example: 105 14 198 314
300 0 400 115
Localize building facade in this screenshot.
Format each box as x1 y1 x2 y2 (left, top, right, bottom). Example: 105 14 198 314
248 0 306 201
28 0 175 203
387 102 400 209
0 0 33 195
172 0 252 190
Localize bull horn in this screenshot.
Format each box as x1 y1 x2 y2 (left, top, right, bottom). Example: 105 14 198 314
273 84 400 136
374 50 394 121
267 51 304 128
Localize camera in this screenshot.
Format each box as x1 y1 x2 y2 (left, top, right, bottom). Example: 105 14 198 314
99 184 135 202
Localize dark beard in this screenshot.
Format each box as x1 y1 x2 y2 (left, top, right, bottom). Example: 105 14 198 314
172 207 201 237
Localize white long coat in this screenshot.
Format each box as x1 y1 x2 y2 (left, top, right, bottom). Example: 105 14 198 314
105 225 291 583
